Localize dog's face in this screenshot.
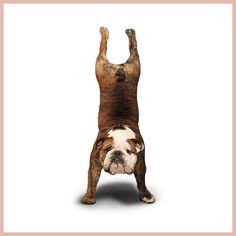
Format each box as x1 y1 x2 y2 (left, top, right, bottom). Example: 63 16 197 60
96 126 144 175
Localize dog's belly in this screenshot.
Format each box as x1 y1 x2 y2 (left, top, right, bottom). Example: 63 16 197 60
98 80 139 129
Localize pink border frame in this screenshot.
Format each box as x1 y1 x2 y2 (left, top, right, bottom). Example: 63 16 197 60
0 0 234 235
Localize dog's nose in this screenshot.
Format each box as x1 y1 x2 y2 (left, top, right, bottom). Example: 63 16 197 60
113 150 122 157
112 151 123 163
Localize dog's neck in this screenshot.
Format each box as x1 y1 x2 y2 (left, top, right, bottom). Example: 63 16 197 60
98 119 140 134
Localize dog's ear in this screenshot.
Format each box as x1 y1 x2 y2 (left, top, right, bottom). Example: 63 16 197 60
95 137 106 149
130 138 144 153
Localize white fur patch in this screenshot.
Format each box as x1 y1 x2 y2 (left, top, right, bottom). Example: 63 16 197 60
141 195 156 204
108 126 135 145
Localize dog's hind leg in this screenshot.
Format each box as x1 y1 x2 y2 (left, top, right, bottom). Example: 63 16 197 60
98 26 109 59
126 28 138 59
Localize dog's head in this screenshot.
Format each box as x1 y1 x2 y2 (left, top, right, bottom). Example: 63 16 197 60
95 126 144 175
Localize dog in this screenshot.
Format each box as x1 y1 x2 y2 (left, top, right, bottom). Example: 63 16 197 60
81 27 155 204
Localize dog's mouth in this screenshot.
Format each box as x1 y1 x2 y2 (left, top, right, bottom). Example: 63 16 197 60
109 162 125 175
104 162 133 175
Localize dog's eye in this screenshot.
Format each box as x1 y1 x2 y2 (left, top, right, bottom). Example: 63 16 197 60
126 149 132 155
105 147 111 153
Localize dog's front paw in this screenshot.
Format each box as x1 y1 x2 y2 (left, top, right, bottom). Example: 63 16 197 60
140 191 156 204
81 195 96 205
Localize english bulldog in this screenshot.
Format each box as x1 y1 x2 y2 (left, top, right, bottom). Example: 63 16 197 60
81 27 155 204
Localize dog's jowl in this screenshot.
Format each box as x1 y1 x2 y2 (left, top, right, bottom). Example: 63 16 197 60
81 27 155 205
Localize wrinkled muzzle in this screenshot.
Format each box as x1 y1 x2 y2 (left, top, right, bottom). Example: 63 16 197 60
103 149 136 175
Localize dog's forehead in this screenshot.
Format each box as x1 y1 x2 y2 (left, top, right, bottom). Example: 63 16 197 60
107 126 135 143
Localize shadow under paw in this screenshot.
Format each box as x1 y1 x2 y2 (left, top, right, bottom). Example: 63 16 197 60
78 181 140 206
96 181 140 205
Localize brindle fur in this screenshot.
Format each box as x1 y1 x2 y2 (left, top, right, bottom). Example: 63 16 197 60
81 27 153 204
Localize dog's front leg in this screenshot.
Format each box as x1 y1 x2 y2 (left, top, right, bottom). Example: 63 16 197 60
134 151 155 204
81 149 102 205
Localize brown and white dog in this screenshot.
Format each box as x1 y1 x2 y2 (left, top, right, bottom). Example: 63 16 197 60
81 27 155 204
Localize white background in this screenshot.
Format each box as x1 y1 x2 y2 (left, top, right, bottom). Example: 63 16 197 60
4 4 232 232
